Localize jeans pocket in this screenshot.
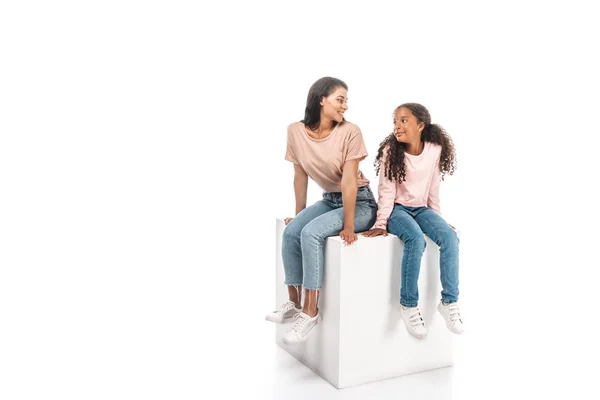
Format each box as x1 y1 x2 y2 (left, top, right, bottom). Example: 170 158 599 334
356 189 374 203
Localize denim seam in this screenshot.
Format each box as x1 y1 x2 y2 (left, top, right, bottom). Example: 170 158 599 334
282 234 303 288
286 200 334 289
393 213 419 308
306 207 375 290
416 214 446 302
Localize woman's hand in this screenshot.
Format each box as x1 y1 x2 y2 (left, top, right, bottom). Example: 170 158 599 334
284 217 294 225
340 227 358 245
362 228 388 237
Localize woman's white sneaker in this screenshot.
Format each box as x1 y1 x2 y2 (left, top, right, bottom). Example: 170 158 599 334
282 311 321 344
400 306 428 339
265 301 302 324
437 301 464 334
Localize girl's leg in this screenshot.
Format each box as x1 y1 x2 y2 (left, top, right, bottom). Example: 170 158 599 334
414 208 459 304
386 205 427 307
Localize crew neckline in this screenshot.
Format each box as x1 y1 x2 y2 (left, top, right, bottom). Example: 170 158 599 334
303 122 342 142
404 141 428 157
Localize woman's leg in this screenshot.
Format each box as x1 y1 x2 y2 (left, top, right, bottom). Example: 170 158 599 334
386 205 427 308
267 200 335 325
282 197 376 343
299 200 377 316
414 208 459 304
281 200 334 304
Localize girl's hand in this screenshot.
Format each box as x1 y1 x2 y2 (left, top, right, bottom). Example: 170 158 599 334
362 228 388 237
284 217 294 225
340 227 358 245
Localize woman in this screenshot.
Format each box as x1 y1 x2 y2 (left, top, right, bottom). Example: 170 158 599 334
265 77 377 344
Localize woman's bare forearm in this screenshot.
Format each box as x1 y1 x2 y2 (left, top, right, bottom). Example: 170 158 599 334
341 159 359 230
341 178 358 230
293 172 308 215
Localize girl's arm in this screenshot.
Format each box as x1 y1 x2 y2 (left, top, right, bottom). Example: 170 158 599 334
427 156 442 215
374 149 396 229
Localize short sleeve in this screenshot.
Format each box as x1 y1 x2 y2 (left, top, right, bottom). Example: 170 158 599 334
285 127 299 164
344 125 368 162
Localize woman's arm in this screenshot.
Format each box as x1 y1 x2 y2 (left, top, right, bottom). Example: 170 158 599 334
293 164 309 215
340 159 359 244
363 155 395 237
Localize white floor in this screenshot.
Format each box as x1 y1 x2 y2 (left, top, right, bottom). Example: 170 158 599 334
254 318 461 400
246 300 599 400
265 344 455 400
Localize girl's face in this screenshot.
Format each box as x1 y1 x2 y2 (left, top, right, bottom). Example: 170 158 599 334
393 107 424 143
321 87 348 123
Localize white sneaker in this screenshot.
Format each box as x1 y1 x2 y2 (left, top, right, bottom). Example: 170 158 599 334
265 301 302 324
282 311 321 344
400 306 428 339
437 300 464 334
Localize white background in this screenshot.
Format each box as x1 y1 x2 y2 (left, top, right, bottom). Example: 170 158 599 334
1 1 599 399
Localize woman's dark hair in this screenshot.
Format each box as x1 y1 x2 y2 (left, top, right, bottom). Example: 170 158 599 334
302 77 348 131
374 103 456 183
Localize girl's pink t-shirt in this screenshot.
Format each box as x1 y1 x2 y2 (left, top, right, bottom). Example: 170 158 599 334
375 141 442 229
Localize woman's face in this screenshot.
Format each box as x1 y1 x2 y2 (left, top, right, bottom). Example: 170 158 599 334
321 87 348 123
393 107 424 143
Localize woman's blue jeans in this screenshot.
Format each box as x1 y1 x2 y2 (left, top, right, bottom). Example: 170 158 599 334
282 186 378 290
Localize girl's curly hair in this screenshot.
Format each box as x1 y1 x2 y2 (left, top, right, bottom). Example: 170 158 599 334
374 103 456 183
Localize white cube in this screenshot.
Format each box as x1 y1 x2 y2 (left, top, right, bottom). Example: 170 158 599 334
274 218 453 388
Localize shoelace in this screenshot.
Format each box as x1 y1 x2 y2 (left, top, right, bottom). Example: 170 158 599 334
408 309 425 327
447 304 461 322
276 301 296 314
292 313 310 334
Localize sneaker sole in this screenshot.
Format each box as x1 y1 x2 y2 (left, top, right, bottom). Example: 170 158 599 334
265 314 297 324
437 305 464 335
282 314 322 344
402 322 428 339
400 311 427 339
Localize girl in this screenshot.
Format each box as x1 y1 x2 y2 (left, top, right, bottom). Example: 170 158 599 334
363 103 464 339
265 77 377 344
